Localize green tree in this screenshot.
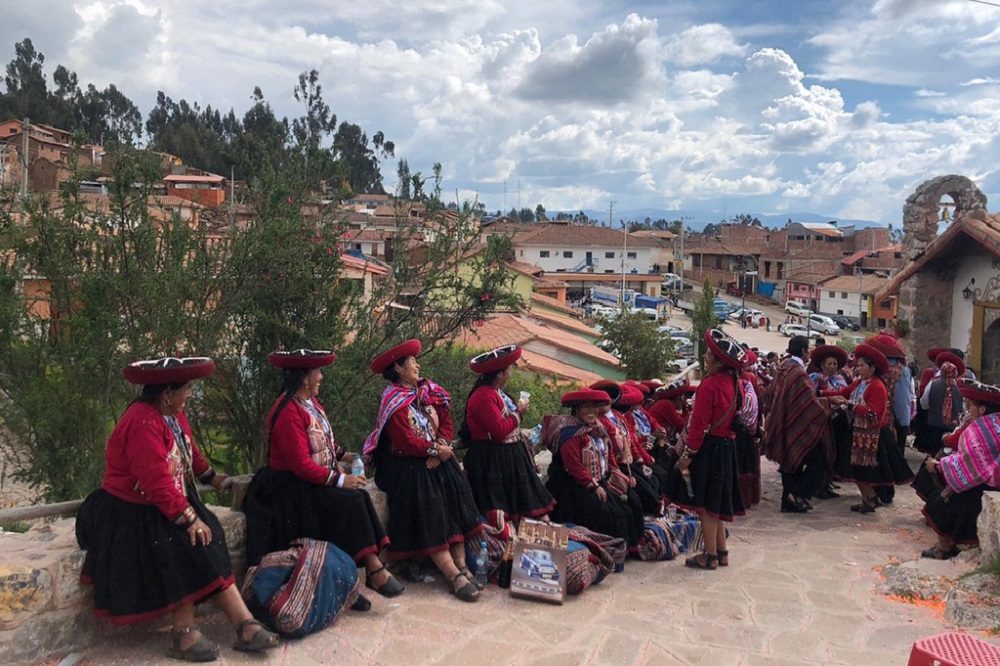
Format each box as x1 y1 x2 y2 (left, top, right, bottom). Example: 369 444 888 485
0 38 49 121
690 279 718 369
396 159 411 200
535 204 547 221
596 308 675 379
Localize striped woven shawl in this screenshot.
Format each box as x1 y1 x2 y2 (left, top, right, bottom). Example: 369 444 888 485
763 358 833 473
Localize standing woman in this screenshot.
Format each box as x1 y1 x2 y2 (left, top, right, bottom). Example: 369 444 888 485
460 344 555 520
915 352 966 456
829 344 914 513
545 388 645 548
76 357 278 661
362 340 484 602
242 349 402 604
808 345 850 498
673 329 747 570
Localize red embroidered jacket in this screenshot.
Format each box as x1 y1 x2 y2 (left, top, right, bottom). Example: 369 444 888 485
101 401 214 521
384 401 455 457
559 427 617 488
686 371 739 452
464 385 520 442
268 397 346 486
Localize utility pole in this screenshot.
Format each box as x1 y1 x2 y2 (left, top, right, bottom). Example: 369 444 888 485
678 215 692 289
20 117 30 204
229 165 236 228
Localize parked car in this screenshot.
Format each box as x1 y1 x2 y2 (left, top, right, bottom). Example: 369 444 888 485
807 313 841 335
667 358 694 373
629 306 659 320
822 313 861 331
657 324 685 336
673 342 695 359
785 300 812 317
781 324 820 339
728 307 763 321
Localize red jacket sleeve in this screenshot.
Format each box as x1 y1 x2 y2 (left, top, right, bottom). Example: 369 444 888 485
465 387 520 442
559 435 597 488
623 413 654 463
270 403 338 486
123 415 191 521
385 407 433 457
858 379 889 425
648 400 686 431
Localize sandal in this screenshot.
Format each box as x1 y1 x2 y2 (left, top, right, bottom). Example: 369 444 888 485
717 550 729 567
684 553 718 570
233 619 279 653
165 627 219 663
460 566 485 590
450 571 480 602
921 546 960 560
850 499 879 514
366 565 405 598
350 593 372 612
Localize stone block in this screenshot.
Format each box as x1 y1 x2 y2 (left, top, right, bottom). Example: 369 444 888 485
53 548 89 609
978 491 1000 566
363 486 390 527
0 563 53 629
944 572 1000 630
212 506 245 551
0 606 97 666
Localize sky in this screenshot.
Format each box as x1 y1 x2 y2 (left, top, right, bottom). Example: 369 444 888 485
6 0 1000 224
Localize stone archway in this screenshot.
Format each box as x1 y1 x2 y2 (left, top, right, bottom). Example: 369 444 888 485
898 175 988 361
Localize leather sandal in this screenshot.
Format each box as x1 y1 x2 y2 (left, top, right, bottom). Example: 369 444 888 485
450 571 480 602
921 546 960 560
684 552 718 570
233 619 279 653
850 498 879 514
366 565 405 598
350 593 372 612
717 550 729 567
165 626 219 663
460 566 485 590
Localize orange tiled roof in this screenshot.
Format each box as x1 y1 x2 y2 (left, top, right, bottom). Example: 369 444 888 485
531 292 579 315
518 350 605 385
819 274 888 293
526 308 599 337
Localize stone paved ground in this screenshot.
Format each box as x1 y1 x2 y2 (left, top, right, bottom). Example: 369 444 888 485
75 449 1000 666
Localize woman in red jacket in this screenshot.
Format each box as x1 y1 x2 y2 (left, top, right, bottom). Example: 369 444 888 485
362 339 484 602
460 345 555 520
829 344 914 513
243 349 402 606
673 329 747 570
76 357 278 662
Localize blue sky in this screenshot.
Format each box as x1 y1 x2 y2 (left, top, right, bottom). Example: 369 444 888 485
5 0 1000 224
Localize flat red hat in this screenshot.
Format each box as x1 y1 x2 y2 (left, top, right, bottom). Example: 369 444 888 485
654 379 689 400
810 345 848 369
618 384 644 407
958 379 1000 406
935 351 966 376
268 349 336 369
561 388 611 406
854 343 889 376
590 380 622 403
123 357 215 385
742 347 758 365
370 339 421 374
625 380 651 396
704 328 747 371
641 379 664 391
469 345 522 374
926 347 948 363
869 335 906 360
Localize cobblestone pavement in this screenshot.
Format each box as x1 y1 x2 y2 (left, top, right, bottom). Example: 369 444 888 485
77 449 998 665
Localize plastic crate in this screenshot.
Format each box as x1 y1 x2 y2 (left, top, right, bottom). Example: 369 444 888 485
908 632 1000 666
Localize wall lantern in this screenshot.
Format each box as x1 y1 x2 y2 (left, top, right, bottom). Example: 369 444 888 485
962 278 975 301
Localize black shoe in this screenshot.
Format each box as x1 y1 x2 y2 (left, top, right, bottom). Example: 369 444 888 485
350 594 372 612
850 500 879 514
366 565 405 598
781 497 808 513
800 497 814 510
815 487 840 500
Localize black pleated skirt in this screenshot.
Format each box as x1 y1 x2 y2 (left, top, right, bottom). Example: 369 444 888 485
830 413 853 481
665 435 746 522
546 453 644 547
462 439 555 519
76 488 233 625
243 468 389 566
840 426 915 487
914 425 950 456
374 455 484 558
923 484 990 545
912 461 942 501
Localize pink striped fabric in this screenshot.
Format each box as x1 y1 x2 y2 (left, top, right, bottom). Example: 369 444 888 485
940 413 1000 493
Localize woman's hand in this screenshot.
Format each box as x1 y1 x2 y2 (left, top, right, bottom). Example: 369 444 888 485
210 474 232 491
676 456 692 473
594 486 608 503
436 444 455 461
830 396 848 407
516 399 529 414
342 474 367 490
187 519 212 547
924 458 938 474
426 457 441 469
341 451 355 465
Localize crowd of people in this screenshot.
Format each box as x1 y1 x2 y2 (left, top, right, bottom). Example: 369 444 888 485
73 331 1000 661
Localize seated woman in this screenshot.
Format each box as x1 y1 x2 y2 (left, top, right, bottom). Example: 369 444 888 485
460 344 555 520
243 349 403 608
918 381 1000 559
620 384 672 514
362 339 485 602
545 388 644 548
647 380 690 468
828 344 914 513
76 357 278 662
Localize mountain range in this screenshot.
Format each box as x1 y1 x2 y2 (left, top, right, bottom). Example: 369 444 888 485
573 209 886 232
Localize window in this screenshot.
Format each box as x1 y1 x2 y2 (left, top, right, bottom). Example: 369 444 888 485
828 291 835 298
539 250 550 258
692 255 702 267
627 251 637 259
881 300 892 308
604 269 614 273
841 292 848 299
777 262 784 279
714 256 723 269
563 251 573 258
764 261 772 278
605 251 615 259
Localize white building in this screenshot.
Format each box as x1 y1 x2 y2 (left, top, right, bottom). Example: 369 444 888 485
817 274 888 320
510 223 658 275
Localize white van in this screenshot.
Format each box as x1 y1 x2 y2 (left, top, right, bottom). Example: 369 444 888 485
785 300 812 317
807 313 840 335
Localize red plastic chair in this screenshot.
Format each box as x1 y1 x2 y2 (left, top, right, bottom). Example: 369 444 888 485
908 632 1000 666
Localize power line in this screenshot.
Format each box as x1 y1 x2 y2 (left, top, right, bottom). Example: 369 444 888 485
965 0 1000 8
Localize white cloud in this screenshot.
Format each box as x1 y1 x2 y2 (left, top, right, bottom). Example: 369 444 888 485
663 23 747 67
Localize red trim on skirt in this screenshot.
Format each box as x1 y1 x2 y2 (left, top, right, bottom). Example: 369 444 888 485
353 536 391 563
387 524 486 560
921 507 979 546
511 499 557 520
82 574 235 626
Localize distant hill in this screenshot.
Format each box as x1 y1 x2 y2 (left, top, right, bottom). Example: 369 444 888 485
570 208 885 231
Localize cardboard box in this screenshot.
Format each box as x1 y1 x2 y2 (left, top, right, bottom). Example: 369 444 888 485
510 519 570 604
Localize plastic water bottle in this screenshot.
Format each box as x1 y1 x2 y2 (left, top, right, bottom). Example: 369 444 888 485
351 456 365 478
474 539 489 588
528 424 543 447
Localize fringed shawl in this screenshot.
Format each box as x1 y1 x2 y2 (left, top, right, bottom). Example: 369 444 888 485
362 379 451 465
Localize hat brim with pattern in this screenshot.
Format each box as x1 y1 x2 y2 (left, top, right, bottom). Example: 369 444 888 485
268 349 336 369
123 357 216 385
959 379 1000 406
654 379 690 400
370 339 422 375
704 328 746 371
470 345 522 374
